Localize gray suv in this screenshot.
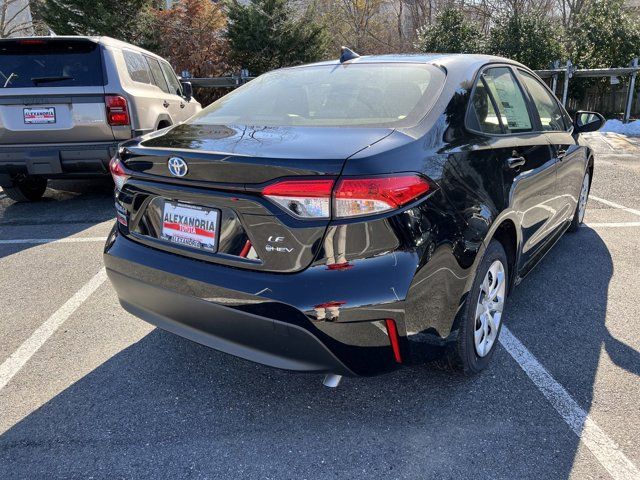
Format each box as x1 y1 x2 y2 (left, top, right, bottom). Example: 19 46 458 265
0 36 201 202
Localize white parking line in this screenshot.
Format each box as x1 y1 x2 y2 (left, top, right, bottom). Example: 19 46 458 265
500 326 640 480
0 237 107 245
0 269 107 392
590 196 640 217
586 222 640 228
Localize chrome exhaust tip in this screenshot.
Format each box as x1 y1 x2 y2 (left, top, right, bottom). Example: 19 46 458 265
322 374 342 388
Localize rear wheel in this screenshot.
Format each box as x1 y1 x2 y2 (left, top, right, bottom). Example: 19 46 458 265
568 170 590 232
449 240 508 374
2 175 47 202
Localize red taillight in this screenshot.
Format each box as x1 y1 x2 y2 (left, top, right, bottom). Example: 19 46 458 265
384 319 402 363
109 156 129 191
334 175 430 218
261 175 430 219
105 95 130 126
262 179 335 219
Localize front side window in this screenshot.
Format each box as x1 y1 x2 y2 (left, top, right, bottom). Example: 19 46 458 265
519 70 566 131
123 50 151 84
187 63 446 128
475 67 533 134
161 62 182 96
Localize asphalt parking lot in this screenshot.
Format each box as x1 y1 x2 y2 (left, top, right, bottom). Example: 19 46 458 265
0 132 639 480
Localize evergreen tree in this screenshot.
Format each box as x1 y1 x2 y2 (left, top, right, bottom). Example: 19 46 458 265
226 0 329 75
415 8 483 54
488 13 564 70
39 0 154 42
569 0 640 68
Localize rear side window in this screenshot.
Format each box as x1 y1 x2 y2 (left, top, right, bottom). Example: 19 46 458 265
469 67 532 134
0 39 104 88
519 70 567 131
123 50 151 84
145 56 169 93
160 62 182 96
467 80 502 134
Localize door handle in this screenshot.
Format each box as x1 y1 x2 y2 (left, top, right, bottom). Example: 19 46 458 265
180 102 185 109
163 100 170 108
507 156 526 169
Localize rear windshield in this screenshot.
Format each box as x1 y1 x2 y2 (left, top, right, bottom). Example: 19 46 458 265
0 40 104 88
188 63 446 128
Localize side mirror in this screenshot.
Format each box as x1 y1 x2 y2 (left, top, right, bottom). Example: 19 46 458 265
574 111 605 133
180 80 193 101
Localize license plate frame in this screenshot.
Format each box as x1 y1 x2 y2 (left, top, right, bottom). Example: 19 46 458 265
23 107 56 124
161 201 220 253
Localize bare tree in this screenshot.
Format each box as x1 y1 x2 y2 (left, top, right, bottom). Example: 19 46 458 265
557 0 588 28
0 0 33 38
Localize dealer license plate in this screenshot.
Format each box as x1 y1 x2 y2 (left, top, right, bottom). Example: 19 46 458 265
161 202 219 252
24 107 56 124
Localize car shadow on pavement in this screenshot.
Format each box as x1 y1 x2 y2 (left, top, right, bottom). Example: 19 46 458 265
0 179 114 260
1 227 636 479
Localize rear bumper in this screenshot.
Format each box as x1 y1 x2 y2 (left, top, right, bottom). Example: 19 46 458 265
0 141 119 179
104 225 419 376
109 268 356 375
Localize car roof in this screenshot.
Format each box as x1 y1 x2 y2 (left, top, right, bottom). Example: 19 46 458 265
0 35 163 61
296 53 528 71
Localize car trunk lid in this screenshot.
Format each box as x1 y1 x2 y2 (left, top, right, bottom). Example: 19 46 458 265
121 123 394 183
116 123 394 273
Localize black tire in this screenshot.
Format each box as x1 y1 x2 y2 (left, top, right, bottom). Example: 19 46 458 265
2 176 47 202
448 240 509 374
568 170 591 233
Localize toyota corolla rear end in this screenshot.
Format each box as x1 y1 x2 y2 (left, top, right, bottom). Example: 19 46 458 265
104 59 451 376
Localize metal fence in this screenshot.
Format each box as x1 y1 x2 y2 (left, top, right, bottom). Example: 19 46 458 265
537 59 639 122
189 59 640 123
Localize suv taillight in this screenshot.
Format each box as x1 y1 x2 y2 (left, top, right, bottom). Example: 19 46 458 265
105 95 130 126
262 175 431 219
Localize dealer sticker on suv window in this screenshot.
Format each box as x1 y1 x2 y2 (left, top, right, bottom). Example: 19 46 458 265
161 202 219 252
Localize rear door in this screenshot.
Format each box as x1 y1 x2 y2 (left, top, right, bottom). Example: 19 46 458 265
0 38 113 144
159 61 190 123
468 65 559 271
517 69 584 224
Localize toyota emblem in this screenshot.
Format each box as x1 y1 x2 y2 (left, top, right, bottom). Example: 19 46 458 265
167 157 188 177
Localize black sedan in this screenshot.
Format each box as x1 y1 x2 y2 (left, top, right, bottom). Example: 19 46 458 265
104 52 604 384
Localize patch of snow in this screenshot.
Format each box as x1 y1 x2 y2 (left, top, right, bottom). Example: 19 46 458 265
600 119 640 136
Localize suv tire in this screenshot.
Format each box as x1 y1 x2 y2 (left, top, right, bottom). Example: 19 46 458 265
448 240 508 374
3 176 47 202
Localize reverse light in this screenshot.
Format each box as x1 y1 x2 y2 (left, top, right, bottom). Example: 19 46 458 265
105 95 130 126
334 175 430 218
109 156 129 191
262 179 334 219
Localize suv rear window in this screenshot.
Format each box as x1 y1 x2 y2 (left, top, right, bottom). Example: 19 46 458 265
0 39 104 88
188 63 446 128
